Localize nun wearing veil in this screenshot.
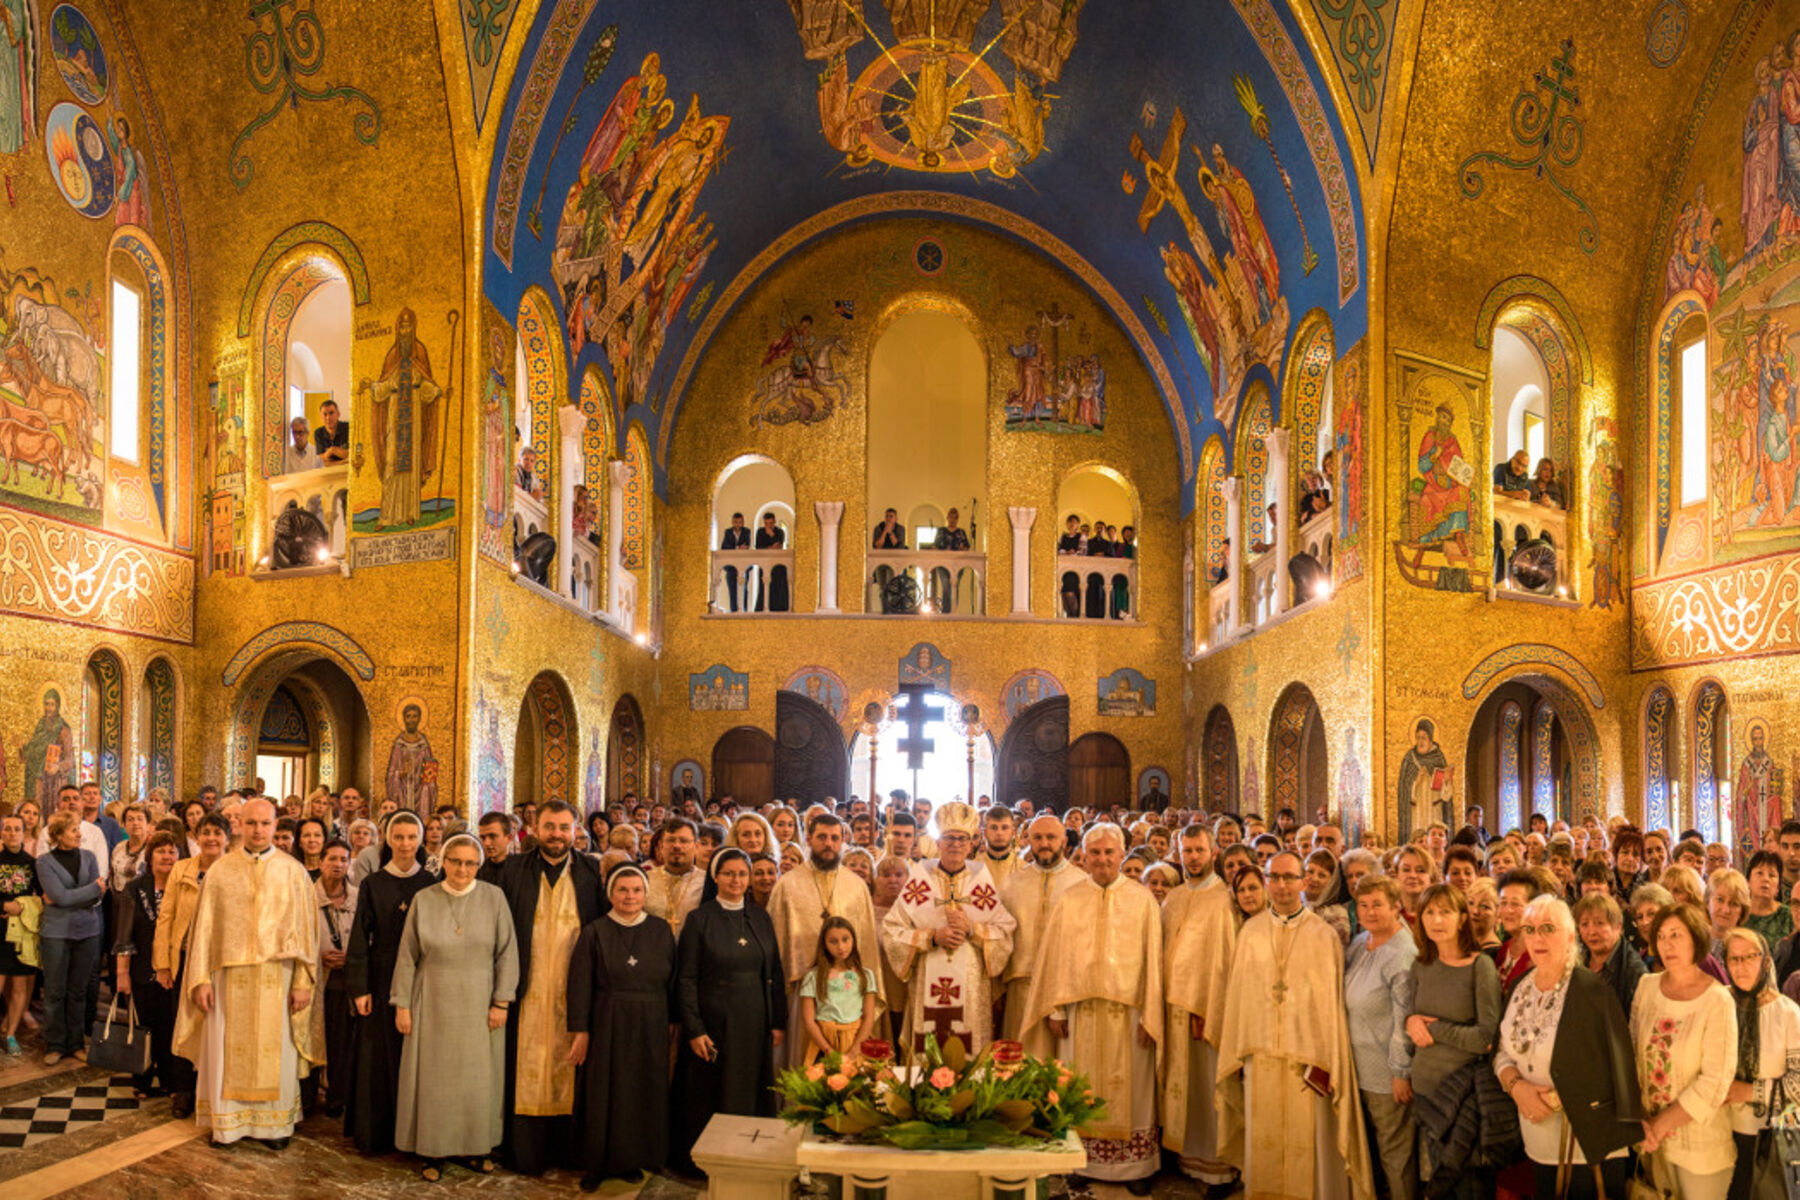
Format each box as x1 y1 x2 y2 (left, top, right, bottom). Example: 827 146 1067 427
673 848 787 1162
390 833 519 1181
568 863 679 1192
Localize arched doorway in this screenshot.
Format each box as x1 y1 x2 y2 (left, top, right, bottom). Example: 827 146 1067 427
608 694 644 804
230 657 371 798
713 726 776 810
1203 704 1239 814
1464 674 1602 832
995 695 1067 811
775 690 849 806
516 671 576 809
848 693 993 810
1269 684 1327 823
82 649 126 805
1068 732 1130 811
140 657 179 800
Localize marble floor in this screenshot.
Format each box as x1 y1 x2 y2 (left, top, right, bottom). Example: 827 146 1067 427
0 1023 1220 1199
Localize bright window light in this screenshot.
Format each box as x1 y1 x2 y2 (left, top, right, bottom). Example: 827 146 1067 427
288 384 305 423
1679 338 1707 506
109 279 141 463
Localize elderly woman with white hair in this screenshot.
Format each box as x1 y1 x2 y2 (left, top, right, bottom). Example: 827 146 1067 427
1494 894 1642 1199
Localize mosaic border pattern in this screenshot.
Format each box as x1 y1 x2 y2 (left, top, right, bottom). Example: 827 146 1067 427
1460 643 1605 708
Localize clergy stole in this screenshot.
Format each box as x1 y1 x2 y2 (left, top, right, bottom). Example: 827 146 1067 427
881 862 1015 1053
221 961 290 1102
1158 880 1236 1170
515 870 581 1116
998 861 1083 1055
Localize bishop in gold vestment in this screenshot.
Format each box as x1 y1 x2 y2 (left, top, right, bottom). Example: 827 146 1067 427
1216 852 1374 1200
173 804 319 1146
1160 828 1238 1188
767 816 882 1060
998 814 1083 1056
1021 825 1163 1183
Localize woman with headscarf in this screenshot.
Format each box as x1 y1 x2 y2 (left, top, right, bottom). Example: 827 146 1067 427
673 848 786 1163
1722 926 1800 1199
391 833 519 1181
568 863 679 1192
344 811 438 1154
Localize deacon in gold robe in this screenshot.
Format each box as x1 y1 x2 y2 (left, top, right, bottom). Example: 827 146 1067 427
1160 824 1239 1193
642 817 704 939
1021 824 1164 1189
1216 851 1375 1200
767 813 882 1060
173 798 319 1148
977 805 1020 890
496 802 606 1175
880 802 1016 1053
998 813 1084 1056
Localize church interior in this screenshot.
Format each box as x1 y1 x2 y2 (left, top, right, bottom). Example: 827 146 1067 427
0 0 1796 1192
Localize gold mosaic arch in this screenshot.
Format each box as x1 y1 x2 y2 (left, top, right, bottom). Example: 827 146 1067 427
657 191 1191 478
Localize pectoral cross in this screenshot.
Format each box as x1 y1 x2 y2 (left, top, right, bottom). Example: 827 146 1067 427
737 937 748 947
1270 980 1288 1004
627 955 639 967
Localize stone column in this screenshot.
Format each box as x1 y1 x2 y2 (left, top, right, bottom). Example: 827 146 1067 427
557 406 586 600
1266 427 1291 612
1220 477 1243 632
607 458 629 623
1007 506 1036 615
815 501 844 613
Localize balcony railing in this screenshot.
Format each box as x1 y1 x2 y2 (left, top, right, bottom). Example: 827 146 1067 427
1054 552 1138 620
265 463 349 569
709 548 796 613
1494 494 1569 596
1248 551 1279 626
569 535 601 611
1208 577 1233 647
866 549 986 615
1298 509 1333 574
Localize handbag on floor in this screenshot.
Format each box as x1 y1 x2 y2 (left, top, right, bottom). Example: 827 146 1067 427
1751 1077 1800 1200
88 995 151 1076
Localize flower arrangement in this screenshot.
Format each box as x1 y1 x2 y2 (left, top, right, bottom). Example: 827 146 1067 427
774 1036 1107 1151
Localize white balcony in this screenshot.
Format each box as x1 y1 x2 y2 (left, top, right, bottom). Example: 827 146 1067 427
1494 493 1570 598
613 569 638 634
1248 551 1279 626
1208 577 1234 647
262 463 349 572
867 550 986 615
1054 553 1139 621
710 548 797 614
513 487 548 545
1298 509 1334 574
569 535 601 611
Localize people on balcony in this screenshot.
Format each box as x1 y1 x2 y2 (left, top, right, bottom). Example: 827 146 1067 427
314 398 350 465
1298 464 1331 518
1493 450 1534 583
1532 458 1565 510
1210 538 1231 586
930 508 972 612
755 513 789 613
933 508 971 552
1058 514 1083 554
719 513 751 613
1249 502 1277 556
871 508 906 549
285 417 321 475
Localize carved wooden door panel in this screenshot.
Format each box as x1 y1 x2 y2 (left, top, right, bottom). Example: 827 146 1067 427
996 696 1068 812
773 690 849 805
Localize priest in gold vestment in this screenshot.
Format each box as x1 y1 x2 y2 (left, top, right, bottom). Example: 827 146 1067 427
880 802 1016 1053
767 813 882 1060
173 799 319 1148
642 817 704 939
1021 824 1163 1189
496 802 606 1175
977 806 1019 890
1216 851 1374 1200
1160 824 1239 1194
998 813 1083 1057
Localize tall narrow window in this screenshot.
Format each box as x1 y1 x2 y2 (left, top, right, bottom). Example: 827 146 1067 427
1679 337 1707 506
110 279 141 462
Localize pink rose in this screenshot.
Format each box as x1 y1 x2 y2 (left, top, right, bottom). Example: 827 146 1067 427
805 1064 826 1082
1047 1089 1060 1106
930 1066 956 1089
1057 1069 1072 1087
827 1073 849 1091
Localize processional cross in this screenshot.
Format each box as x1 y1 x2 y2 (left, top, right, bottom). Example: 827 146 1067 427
893 684 943 797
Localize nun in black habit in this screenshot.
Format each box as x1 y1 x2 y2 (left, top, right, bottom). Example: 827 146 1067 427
568 863 678 1192
673 848 786 1162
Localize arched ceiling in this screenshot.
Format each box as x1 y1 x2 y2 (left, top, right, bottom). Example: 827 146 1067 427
481 0 1369 490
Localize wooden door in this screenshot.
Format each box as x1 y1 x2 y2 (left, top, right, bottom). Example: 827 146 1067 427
712 726 775 809
996 696 1068 812
774 690 848 805
1068 732 1131 811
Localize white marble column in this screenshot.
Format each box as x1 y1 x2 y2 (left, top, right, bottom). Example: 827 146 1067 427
1266 427 1291 612
1220 476 1243 632
557 406 585 600
607 458 629 623
815 501 844 613
1007 506 1036 615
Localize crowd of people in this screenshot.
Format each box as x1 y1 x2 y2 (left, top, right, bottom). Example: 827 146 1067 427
4 781 1800 1198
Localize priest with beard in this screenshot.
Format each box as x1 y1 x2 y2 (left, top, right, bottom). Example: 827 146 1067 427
766 813 882 1060
997 813 1083 1056
1160 824 1239 1197
880 802 1017 1054
643 817 704 940
497 801 606 1175
1215 850 1374 1200
977 806 1019 890
1021 824 1163 1192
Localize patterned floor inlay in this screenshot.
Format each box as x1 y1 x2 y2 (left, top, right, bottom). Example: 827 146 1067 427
0 1075 139 1150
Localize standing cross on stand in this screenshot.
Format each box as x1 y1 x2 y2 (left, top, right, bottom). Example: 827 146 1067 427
893 684 944 801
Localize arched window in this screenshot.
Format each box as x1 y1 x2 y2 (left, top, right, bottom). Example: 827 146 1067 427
1054 465 1138 621
110 230 180 542
140 657 178 801
711 454 797 613
1236 382 1276 623
1692 681 1728 844
1285 315 1336 571
109 276 142 463
82 649 126 806
1650 293 1707 566
1497 700 1523 832
1488 307 1577 597
1643 686 1675 833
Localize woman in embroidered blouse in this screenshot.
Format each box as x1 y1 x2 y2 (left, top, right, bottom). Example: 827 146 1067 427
1722 927 1800 1200
1633 903 1738 1199
1496 895 1641 1200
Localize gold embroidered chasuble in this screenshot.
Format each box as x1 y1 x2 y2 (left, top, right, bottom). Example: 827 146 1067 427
515 868 581 1116
643 865 703 940
1158 876 1236 1158
1214 907 1374 1200
767 864 883 1002
1020 875 1163 1141
173 846 320 1100
997 858 1084 1054
880 858 1016 1052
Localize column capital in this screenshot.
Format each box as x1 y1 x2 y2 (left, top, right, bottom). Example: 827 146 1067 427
1006 505 1037 531
607 458 631 487
557 405 587 439
1219 476 1241 504
814 500 845 525
1263 426 1291 457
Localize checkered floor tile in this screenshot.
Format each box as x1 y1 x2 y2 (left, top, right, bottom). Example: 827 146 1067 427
0 1075 140 1150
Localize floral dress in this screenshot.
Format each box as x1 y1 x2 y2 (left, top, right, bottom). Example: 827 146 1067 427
1629 973 1737 1177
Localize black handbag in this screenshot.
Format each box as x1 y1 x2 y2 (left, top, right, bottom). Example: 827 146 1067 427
87 995 151 1076
1753 1076 1800 1200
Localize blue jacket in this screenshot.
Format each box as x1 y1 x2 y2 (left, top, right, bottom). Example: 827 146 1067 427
36 848 105 940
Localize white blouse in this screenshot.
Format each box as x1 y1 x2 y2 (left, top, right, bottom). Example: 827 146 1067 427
1729 993 1800 1136
1631 973 1738 1176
